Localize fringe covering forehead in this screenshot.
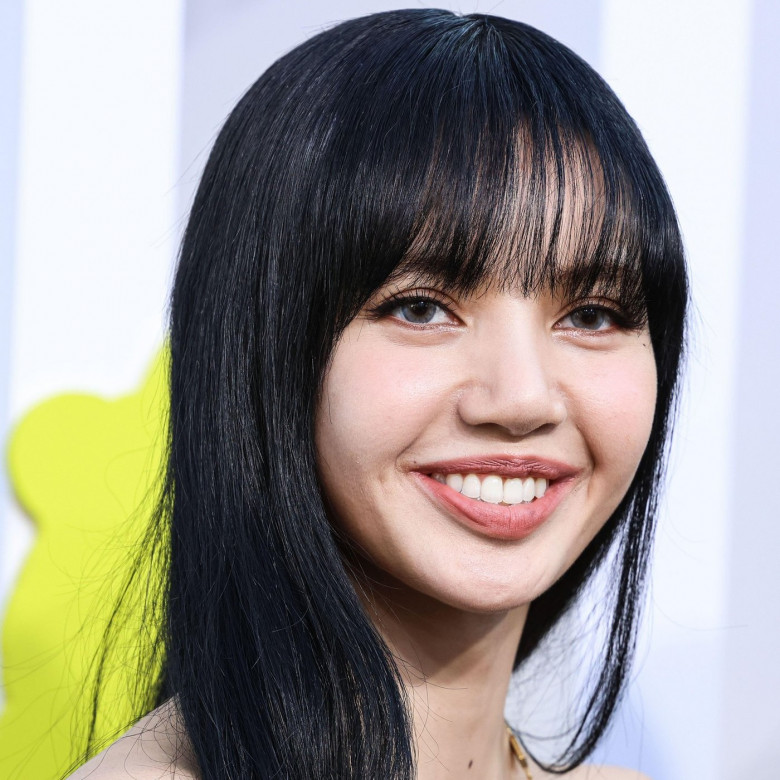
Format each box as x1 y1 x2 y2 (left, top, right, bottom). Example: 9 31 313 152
390 127 646 321
322 16 661 329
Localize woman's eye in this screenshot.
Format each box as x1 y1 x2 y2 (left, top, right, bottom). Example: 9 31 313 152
390 299 451 325
561 305 616 331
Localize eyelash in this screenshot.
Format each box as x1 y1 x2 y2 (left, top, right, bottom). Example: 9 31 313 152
556 301 635 332
369 290 639 332
368 290 456 324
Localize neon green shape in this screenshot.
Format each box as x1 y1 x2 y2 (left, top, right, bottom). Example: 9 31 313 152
0 350 168 779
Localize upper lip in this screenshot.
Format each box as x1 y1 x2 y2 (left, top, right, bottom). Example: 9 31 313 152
409 455 580 481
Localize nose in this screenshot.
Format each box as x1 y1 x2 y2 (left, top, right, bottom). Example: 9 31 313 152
456 313 567 438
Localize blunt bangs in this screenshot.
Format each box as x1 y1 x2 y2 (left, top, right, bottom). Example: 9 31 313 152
290 12 682 347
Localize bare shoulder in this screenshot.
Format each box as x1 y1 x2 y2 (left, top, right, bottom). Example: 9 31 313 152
66 701 198 779
587 769 651 780
531 760 651 780
556 765 652 780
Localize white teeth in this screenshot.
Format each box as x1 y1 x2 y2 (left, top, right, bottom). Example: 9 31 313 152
433 471 549 505
445 473 464 492
461 474 482 499
503 478 525 505
480 475 503 504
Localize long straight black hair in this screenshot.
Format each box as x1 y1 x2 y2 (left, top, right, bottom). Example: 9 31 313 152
102 9 687 778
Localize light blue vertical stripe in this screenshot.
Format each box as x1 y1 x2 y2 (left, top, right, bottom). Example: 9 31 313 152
722 0 780 772
0 1 24 595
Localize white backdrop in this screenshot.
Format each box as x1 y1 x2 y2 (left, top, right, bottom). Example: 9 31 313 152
1 2 778 778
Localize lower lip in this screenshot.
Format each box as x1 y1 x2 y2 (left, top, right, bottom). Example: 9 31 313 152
412 472 574 541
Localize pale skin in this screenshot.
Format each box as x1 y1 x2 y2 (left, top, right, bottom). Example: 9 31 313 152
70 273 655 780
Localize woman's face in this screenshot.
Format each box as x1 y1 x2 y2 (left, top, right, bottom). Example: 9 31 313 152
315 267 657 613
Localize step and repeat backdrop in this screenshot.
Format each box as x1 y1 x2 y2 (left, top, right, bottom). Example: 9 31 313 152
1 1 777 778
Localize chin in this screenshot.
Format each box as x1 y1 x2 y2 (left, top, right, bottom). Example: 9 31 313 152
440 590 535 615
399 557 555 615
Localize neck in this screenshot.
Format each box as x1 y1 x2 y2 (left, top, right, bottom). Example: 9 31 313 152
356 570 529 779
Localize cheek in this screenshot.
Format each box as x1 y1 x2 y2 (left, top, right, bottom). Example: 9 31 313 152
574 347 657 487
552 345 657 569
318 333 453 455
314 333 449 511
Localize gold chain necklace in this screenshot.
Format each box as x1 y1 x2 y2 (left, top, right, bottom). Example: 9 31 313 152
505 722 533 780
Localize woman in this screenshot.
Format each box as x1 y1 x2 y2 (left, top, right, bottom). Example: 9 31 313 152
70 8 686 779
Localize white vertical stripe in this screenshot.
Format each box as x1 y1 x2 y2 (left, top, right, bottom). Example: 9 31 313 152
1 0 184 636
0 0 24 711
600 2 751 778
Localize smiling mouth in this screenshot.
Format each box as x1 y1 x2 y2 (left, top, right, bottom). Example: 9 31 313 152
428 472 548 505
412 458 579 540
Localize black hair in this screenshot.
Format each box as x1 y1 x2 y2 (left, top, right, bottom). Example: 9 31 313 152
88 9 688 778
